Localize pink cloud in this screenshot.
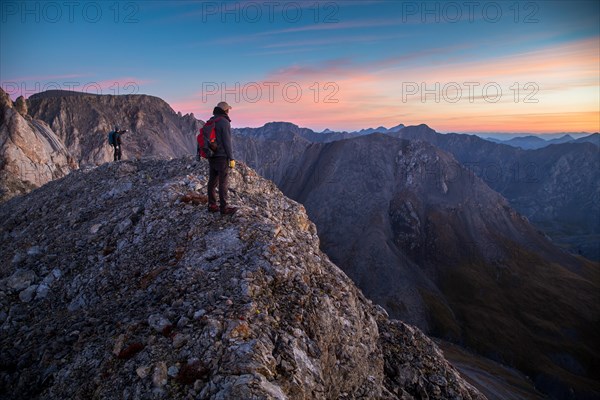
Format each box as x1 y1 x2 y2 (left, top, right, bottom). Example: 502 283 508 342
171 36 600 133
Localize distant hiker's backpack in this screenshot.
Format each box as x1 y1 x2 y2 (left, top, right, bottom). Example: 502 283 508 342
108 131 116 145
197 117 221 158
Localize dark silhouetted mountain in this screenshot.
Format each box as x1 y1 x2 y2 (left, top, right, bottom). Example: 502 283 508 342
0 88 76 201
0 157 485 399
547 134 576 145
576 133 600 146
320 128 343 134
392 125 600 261
237 122 408 143
498 135 549 149
27 90 201 166
236 122 358 143
344 123 406 136
355 126 388 135
485 134 576 150
320 125 407 136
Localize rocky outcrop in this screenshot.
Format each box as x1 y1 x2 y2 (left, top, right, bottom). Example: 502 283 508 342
0 158 484 399
27 90 202 166
14 96 28 117
0 88 75 202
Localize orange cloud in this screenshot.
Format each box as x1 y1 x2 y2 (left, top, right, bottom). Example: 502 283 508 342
433 111 600 133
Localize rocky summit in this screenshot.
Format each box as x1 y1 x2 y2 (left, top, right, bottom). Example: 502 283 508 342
0 89 76 202
0 157 483 399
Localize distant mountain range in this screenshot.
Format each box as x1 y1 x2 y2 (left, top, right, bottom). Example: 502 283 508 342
318 126 599 149
2 90 599 399
477 131 597 141
482 133 599 149
319 123 406 136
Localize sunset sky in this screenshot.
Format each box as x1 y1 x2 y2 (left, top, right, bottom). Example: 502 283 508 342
1 0 599 133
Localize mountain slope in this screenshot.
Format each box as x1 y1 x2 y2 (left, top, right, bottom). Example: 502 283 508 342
0 157 483 399
27 90 201 166
236 131 600 399
0 88 76 201
392 125 600 261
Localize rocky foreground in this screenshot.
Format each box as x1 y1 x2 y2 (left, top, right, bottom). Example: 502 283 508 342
0 158 484 399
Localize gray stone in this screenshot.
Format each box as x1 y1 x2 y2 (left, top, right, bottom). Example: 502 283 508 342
19 285 38 303
136 365 151 379
36 284 50 299
11 253 25 265
7 269 36 291
148 314 171 333
27 246 43 256
172 334 188 349
152 362 168 388
167 365 179 377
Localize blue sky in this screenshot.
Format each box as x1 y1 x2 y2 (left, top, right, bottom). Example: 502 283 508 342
1 0 599 133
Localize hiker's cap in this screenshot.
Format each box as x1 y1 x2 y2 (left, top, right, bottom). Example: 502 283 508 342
217 101 232 111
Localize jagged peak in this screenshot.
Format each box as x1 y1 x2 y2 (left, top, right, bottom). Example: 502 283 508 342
0 86 13 109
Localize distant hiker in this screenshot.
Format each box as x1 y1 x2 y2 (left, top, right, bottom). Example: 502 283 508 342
108 126 127 161
201 101 237 215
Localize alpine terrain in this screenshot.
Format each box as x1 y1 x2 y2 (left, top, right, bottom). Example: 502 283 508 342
0 157 485 399
1 90 598 399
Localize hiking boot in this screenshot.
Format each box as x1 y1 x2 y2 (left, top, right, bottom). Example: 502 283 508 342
208 204 219 213
220 207 237 215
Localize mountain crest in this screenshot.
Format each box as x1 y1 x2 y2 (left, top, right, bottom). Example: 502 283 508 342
0 157 483 399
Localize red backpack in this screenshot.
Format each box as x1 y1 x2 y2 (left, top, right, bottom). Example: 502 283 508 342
197 116 222 158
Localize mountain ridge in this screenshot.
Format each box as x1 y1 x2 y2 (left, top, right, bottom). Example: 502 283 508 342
0 157 485 399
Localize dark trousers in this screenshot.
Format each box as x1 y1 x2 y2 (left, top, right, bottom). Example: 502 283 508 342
113 144 122 161
207 157 229 210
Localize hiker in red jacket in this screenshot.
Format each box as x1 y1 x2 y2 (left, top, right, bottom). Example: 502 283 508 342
206 102 237 215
